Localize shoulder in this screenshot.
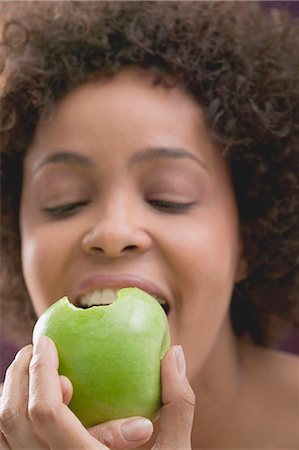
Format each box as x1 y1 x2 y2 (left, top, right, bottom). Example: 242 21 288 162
240 344 299 447
245 345 299 388
242 344 299 405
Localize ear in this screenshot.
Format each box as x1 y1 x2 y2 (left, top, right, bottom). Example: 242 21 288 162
234 238 248 283
235 255 248 283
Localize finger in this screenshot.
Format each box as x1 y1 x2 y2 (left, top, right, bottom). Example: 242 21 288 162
59 375 73 405
0 345 47 449
152 345 195 450
28 336 106 449
0 432 10 450
88 416 153 450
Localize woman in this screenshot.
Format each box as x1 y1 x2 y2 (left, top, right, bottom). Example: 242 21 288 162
1 2 298 448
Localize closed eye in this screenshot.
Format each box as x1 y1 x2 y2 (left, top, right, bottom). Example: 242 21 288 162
148 199 196 213
43 201 89 218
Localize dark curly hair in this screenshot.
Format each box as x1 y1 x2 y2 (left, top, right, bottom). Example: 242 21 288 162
1 1 298 346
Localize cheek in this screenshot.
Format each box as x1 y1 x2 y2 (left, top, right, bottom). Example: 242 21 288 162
169 211 240 293
20 224 73 315
165 210 240 365
170 220 238 326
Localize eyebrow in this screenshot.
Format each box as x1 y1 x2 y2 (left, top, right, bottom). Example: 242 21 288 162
34 151 93 173
128 147 209 173
33 146 209 174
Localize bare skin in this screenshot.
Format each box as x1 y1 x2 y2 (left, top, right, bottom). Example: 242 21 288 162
191 342 299 449
0 339 195 450
1 67 298 449
1 343 298 449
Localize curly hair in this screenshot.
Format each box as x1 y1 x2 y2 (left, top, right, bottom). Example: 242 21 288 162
1 1 298 346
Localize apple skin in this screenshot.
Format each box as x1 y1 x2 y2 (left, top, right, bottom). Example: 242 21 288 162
32 287 170 427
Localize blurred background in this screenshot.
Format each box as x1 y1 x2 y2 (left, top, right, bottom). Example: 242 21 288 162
1 0 299 383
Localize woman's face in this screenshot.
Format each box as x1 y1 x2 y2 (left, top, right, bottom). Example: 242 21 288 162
20 68 245 379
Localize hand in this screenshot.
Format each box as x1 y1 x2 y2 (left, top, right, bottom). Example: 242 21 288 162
152 345 195 450
0 337 195 450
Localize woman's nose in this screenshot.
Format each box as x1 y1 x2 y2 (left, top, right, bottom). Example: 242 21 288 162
80 202 152 258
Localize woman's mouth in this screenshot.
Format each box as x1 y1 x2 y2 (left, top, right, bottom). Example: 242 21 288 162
76 288 170 315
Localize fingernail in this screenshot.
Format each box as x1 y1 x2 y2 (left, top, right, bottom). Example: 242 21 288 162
121 418 153 442
175 345 186 377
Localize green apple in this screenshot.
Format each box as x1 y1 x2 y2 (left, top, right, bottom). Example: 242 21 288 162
32 287 170 427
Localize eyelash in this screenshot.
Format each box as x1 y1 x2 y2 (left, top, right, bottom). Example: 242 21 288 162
43 199 194 219
147 199 195 213
43 201 89 218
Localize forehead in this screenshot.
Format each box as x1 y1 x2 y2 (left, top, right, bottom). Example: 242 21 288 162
34 67 207 137
26 66 225 175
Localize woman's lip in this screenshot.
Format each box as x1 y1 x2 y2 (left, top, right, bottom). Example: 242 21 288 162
70 273 170 305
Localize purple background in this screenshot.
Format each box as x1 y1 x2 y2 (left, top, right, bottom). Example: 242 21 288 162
261 1 299 16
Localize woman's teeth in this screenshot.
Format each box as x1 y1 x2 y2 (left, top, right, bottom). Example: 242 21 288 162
78 289 169 313
80 289 118 306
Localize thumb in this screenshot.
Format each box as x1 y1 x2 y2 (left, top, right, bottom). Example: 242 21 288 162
88 416 153 450
153 345 195 450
